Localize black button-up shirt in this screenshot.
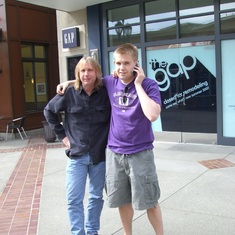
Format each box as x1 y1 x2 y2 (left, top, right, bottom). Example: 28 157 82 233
44 85 111 164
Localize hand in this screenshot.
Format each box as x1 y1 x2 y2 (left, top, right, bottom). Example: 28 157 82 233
111 70 118 78
56 81 73 95
57 82 67 95
134 66 145 86
62 136 70 148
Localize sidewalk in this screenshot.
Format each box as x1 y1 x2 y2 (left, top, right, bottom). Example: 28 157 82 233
0 132 235 235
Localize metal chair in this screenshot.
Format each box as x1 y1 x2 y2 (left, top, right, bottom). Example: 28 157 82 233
6 116 28 141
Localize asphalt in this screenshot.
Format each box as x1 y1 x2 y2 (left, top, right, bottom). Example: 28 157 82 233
0 130 235 235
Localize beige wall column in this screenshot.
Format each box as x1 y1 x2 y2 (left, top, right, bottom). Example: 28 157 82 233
56 9 89 82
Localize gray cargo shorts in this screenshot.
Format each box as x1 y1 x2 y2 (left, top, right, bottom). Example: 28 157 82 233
105 148 161 210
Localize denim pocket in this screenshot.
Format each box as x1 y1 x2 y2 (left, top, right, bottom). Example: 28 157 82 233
65 149 71 158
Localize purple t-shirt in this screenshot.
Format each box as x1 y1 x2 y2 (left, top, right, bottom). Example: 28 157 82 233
103 75 162 154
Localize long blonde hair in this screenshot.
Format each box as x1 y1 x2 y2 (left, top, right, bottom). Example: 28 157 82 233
74 56 102 90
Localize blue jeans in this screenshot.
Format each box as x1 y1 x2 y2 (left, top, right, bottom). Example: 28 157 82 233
66 153 105 235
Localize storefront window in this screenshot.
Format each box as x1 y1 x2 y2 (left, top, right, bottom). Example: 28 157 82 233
179 0 214 16
178 0 214 38
220 0 235 34
107 5 140 46
21 44 48 112
220 0 235 10
108 25 140 46
146 41 216 133
145 0 176 42
145 20 176 41
220 12 235 34
221 39 235 138
101 0 235 144
180 15 214 37
145 0 175 21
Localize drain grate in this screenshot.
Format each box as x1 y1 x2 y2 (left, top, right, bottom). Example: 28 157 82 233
198 158 235 169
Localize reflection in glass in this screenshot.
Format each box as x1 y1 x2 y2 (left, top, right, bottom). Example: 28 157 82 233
180 15 214 37
145 21 176 42
107 5 140 46
108 25 140 46
145 0 175 21
220 0 235 10
107 5 139 27
220 12 235 34
179 0 213 16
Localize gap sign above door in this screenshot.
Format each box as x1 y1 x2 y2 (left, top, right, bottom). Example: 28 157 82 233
62 27 80 48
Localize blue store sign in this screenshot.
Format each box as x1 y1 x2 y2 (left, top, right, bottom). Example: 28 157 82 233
62 27 80 48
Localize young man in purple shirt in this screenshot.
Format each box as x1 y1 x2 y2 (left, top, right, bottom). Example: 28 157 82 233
57 43 164 235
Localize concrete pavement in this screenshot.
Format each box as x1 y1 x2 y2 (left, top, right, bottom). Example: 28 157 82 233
0 131 235 235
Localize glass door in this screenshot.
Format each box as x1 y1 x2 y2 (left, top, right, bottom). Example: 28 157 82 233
21 44 48 111
147 41 217 144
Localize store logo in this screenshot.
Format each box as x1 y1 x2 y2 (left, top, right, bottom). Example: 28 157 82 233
62 27 80 49
149 55 197 91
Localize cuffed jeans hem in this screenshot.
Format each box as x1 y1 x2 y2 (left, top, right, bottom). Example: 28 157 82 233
87 232 98 235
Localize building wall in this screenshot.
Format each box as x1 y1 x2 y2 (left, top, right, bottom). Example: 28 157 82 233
56 9 89 83
0 0 12 121
0 0 59 132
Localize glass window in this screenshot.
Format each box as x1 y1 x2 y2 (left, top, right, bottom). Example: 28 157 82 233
35 45 45 58
221 39 235 137
108 25 140 46
21 44 48 112
23 62 36 110
220 12 235 34
107 5 140 46
21 45 33 58
180 15 214 37
107 5 139 27
145 0 175 21
146 41 216 133
220 0 235 11
67 56 83 80
35 62 47 110
145 20 176 42
179 0 214 16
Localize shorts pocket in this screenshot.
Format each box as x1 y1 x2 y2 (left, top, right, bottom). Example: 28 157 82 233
145 175 161 204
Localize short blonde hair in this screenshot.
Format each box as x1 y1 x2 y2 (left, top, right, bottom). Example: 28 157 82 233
74 56 102 90
114 43 138 62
